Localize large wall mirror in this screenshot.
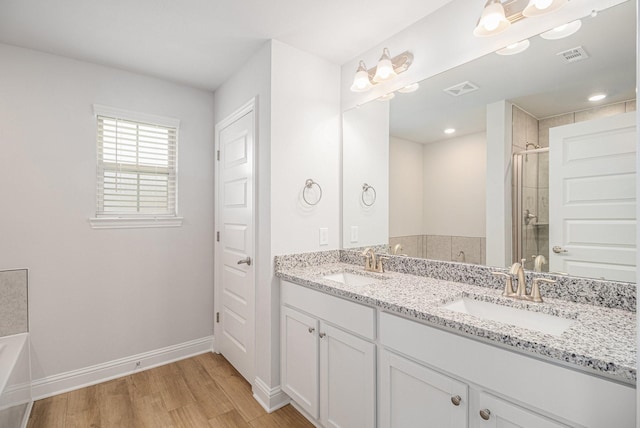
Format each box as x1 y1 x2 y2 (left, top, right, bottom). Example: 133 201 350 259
342 0 636 282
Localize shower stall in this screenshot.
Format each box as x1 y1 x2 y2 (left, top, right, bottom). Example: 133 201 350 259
512 147 549 271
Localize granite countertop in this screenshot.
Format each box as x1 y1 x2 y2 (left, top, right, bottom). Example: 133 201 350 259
277 262 637 385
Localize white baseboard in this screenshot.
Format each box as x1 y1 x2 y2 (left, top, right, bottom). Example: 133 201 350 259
31 336 214 400
252 376 290 413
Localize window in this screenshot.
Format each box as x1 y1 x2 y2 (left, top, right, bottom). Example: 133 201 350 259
90 105 182 229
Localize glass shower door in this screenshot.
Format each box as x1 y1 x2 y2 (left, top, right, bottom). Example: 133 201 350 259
513 148 549 271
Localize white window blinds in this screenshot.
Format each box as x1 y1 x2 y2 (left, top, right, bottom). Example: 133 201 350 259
95 109 178 217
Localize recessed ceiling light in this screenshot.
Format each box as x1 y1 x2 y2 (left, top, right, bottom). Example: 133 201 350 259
398 83 420 93
496 40 530 56
540 20 582 40
588 93 607 102
444 128 456 134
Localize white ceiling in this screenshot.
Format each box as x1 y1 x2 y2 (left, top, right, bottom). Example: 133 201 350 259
0 0 454 91
389 0 636 144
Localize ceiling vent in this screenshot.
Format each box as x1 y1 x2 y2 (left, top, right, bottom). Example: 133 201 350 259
557 46 589 64
444 81 479 97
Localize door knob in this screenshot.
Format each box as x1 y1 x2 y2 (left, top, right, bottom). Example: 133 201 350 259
237 257 252 266
552 246 568 254
479 409 491 420
450 395 462 406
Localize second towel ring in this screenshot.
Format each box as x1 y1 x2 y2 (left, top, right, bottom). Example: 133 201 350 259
362 183 377 207
303 179 322 206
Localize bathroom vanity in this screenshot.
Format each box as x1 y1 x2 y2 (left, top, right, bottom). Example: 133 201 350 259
276 252 636 428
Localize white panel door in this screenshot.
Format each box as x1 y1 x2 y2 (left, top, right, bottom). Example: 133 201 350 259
379 349 468 428
281 306 320 419
549 112 636 281
475 393 569 428
215 103 255 383
320 323 376 428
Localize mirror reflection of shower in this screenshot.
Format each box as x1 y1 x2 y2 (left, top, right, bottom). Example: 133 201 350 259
513 147 549 272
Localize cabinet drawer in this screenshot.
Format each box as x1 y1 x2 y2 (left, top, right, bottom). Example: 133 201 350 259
281 280 376 340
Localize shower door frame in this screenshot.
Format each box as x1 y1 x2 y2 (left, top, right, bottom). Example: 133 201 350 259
512 147 549 266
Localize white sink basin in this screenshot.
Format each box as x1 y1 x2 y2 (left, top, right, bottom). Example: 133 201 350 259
442 297 574 336
323 272 376 287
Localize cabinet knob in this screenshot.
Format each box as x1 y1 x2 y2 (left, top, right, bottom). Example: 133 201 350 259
450 395 462 406
479 409 491 420
308 327 315 334
319 332 326 339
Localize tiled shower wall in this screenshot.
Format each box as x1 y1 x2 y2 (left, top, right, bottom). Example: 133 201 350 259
538 100 636 147
0 269 28 336
389 235 486 264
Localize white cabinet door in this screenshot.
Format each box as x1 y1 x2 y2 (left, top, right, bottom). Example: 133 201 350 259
319 322 376 428
475 393 569 428
379 349 468 428
281 306 320 419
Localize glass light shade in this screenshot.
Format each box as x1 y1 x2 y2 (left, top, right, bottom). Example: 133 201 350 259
350 61 373 92
373 48 398 83
473 1 510 37
540 20 582 40
523 0 567 17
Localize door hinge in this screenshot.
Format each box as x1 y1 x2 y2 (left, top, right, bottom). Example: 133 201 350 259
216 231 220 242
217 150 220 161
216 312 220 323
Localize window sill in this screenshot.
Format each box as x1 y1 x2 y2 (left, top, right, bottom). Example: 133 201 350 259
89 216 184 229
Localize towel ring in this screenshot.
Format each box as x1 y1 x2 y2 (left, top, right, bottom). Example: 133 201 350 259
362 183 377 207
303 179 322 206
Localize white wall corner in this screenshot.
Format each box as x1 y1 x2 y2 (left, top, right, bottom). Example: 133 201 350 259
485 100 513 267
31 336 214 400
252 376 290 413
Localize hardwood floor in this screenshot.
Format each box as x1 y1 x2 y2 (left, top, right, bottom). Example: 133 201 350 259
27 353 314 428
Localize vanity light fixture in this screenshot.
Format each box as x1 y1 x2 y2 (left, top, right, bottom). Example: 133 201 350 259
522 0 567 17
474 0 569 38
496 39 530 55
444 128 456 134
588 93 607 102
349 49 414 92
474 0 511 37
540 20 582 40
398 83 420 93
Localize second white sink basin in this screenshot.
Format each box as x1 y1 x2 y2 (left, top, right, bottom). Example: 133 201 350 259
323 272 377 287
442 297 575 336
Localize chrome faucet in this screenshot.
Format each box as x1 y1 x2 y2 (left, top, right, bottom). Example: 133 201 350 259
492 259 555 303
362 248 388 273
